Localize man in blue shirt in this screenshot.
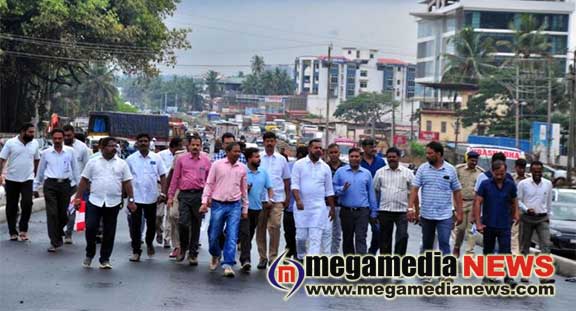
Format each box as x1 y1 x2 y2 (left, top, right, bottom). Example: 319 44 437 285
474 160 519 286
409 141 463 257
360 138 386 255
334 148 378 254
239 148 273 273
283 146 308 259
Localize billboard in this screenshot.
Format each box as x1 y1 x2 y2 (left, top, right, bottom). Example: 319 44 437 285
418 131 439 142
531 122 560 162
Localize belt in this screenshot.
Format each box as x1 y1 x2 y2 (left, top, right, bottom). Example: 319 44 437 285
341 205 367 211
534 213 548 217
212 199 240 205
463 199 474 201
47 178 70 183
181 189 203 193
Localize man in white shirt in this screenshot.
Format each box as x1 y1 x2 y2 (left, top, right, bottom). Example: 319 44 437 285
73 137 136 270
63 125 92 244
517 161 555 284
34 129 79 252
156 137 183 248
373 147 415 257
291 139 336 259
256 132 291 269
0 123 40 241
126 133 167 262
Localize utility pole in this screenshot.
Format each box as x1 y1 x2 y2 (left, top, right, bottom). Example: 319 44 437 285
546 59 553 164
391 102 396 147
515 64 520 149
567 52 576 187
410 97 415 141
324 43 333 149
164 92 167 113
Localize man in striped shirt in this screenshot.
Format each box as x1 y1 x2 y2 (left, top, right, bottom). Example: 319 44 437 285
409 142 463 257
211 132 247 164
373 147 415 257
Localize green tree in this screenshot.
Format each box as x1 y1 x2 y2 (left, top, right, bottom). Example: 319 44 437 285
77 64 119 112
0 0 190 131
204 70 221 100
117 100 139 113
334 92 398 139
442 27 496 84
251 55 265 75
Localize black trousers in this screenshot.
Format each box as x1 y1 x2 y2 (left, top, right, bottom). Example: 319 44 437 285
340 207 370 255
43 179 71 246
378 211 409 256
4 180 33 235
239 209 261 264
178 190 203 257
283 211 297 259
85 202 120 263
129 203 157 254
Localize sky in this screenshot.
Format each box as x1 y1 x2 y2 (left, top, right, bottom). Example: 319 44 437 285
160 0 422 76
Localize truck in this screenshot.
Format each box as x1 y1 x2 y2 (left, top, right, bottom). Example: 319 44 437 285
87 112 170 147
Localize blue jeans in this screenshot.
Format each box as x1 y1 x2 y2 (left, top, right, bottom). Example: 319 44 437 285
208 201 241 267
421 217 453 255
483 227 511 255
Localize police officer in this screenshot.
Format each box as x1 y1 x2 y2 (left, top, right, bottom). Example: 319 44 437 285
453 151 483 257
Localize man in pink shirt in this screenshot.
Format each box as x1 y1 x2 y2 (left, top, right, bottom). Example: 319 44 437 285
200 142 248 277
167 135 211 265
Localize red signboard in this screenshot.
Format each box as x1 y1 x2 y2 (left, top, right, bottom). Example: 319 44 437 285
393 135 408 146
418 131 439 142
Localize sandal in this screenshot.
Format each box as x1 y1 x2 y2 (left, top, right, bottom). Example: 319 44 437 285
19 232 28 241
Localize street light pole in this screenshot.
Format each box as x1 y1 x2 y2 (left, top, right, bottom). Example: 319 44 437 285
546 59 553 164
324 43 332 149
515 64 520 149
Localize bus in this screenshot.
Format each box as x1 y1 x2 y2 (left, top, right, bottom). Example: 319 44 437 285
454 144 525 173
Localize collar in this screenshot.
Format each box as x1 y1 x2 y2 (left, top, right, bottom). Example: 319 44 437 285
224 158 240 167
50 146 66 154
530 177 544 186
264 151 278 158
345 165 363 172
428 161 446 171
188 152 201 160
248 167 262 174
138 151 151 159
305 156 321 165
384 165 401 171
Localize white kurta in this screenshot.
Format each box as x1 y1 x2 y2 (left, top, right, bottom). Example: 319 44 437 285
290 157 334 229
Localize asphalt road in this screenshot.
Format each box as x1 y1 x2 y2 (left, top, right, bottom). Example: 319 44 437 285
1 211 575 311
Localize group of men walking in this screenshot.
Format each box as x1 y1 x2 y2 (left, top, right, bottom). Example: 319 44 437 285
0 125 558 283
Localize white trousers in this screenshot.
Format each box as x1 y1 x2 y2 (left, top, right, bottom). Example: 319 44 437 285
296 226 332 260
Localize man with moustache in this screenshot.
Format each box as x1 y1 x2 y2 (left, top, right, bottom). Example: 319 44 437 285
126 133 167 262
33 129 80 252
239 147 273 273
211 132 247 164
74 137 136 269
326 143 346 254
63 125 91 244
291 139 336 259
168 135 211 264
333 147 377 254
201 142 248 277
0 123 40 241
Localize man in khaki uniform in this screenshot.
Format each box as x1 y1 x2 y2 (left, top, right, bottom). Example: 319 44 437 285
453 151 483 257
512 158 530 255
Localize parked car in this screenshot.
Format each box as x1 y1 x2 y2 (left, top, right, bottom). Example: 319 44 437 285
533 189 576 255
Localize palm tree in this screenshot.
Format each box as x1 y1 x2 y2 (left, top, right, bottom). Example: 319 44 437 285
442 27 497 84
77 64 118 112
251 55 265 75
204 70 221 100
499 14 550 60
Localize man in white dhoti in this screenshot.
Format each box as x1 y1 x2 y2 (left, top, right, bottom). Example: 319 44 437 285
291 139 335 260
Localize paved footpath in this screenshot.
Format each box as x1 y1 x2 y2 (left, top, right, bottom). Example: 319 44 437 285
1 211 575 311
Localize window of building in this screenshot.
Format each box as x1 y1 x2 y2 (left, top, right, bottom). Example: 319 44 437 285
397 80 401 86
360 70 368 77
397 67 401 72
370 53 374 59
348 50 352 55
417 40 434 59
396 90 400 97
360 81 368 88
416 61 434 79
426 120 432 132
356 51 360 58
441 121 447 133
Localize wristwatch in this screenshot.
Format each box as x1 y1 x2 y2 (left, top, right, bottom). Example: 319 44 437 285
128 198 135 203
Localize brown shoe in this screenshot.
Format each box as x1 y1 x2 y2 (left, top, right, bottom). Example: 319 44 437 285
210 256 221 271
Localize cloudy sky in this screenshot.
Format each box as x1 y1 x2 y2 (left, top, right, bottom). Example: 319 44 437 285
161 0 422 76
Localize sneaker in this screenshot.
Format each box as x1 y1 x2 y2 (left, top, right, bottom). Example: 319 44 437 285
147 245 155 257
99 262 113 269
241 262 251 273
64 236 73 245
47 245 57 253
520 278 530 283
257 258 268 270
188 255 198 266
439 277 454 283
223 266 235 278
19 232 29 241
540 278 556 284
82 257 93 268
156 233 163 244
169 248 180 259
129 253 141 262
209 256 221 271
163 239 171 249
9 234 18 241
